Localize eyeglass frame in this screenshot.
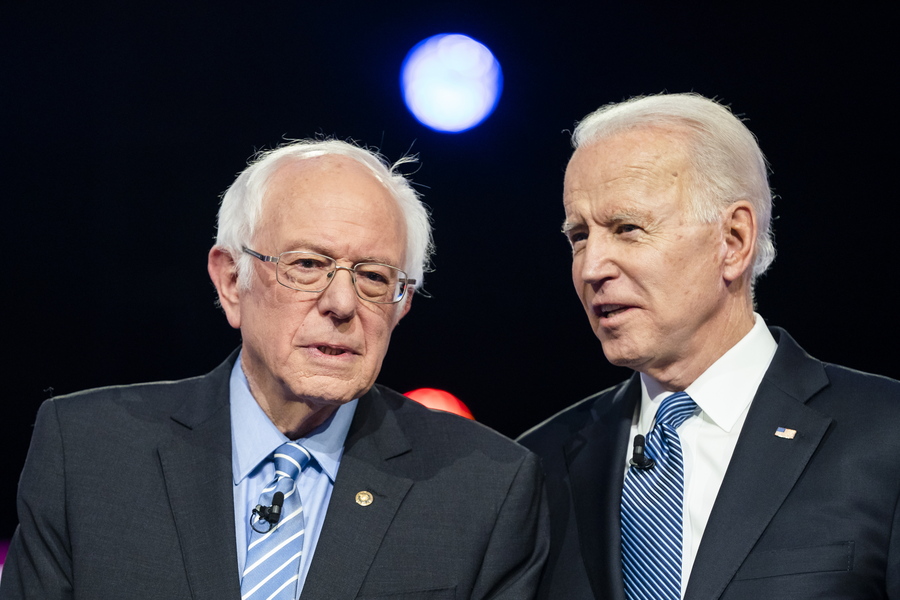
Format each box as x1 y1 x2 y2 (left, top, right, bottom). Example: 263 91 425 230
242 247 416 305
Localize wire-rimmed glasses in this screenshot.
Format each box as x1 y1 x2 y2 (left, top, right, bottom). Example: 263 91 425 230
243 247 415 304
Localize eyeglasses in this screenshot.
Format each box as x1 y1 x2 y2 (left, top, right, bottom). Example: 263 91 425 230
243 247 415 304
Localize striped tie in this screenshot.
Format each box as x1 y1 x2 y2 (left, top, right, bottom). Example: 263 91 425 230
241 441 311 600
621 391 697 600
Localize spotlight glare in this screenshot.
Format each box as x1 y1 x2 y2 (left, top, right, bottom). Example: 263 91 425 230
401 34 503 133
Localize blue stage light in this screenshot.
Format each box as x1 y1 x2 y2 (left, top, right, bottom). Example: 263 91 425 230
401 34 503 133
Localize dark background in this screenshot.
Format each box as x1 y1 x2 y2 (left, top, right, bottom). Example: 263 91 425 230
2 2 895 541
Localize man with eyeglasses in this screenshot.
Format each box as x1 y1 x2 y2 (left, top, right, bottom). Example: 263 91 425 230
1 140 548 600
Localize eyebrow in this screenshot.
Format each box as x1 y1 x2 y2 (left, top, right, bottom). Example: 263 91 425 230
563 208 652 232
607 210 650 224
561 219 583 234
282 241 400 268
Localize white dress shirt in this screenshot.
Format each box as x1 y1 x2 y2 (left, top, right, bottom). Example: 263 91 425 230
629 314 778 597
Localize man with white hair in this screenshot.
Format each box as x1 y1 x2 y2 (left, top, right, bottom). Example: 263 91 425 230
1 139 548 600
519 93 900 599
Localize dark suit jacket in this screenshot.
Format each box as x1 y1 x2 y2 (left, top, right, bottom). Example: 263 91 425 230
519 327 900 599
1 353 548 600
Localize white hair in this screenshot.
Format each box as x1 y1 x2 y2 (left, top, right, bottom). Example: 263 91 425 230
572 92 775 281
215 139 433 292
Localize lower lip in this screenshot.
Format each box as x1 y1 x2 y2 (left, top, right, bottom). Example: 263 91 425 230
598 307 633 324
307 346 356 360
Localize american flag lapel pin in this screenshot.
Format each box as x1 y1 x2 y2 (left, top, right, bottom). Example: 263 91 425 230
775 427 797 439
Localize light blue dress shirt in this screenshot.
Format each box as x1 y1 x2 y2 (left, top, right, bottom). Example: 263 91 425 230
229 354 357 596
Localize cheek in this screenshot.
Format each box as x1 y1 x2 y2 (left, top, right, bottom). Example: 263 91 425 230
659 259 719 313
261 300 313 345
571 256 584 291
360 307 397 346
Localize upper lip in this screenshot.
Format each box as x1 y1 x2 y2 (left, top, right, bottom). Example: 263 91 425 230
593 303 633 318
307 342 360 355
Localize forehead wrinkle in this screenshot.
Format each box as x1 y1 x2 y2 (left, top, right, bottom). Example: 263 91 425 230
567 132 687 194
257 156 406 268
597 163 682 200
568 172 681 227
573 189 657 225
604 207 655 225
278 239 401 268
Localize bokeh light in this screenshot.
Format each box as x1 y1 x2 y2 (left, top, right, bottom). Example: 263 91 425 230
401 33 503 133
405 387 475 420
0 538 8 579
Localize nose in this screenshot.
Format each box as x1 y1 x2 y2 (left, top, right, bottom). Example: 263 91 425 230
577 235 619 289
318 266 358 320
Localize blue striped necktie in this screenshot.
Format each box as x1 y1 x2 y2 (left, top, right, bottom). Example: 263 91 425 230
621 391 698 600
241 441 312 600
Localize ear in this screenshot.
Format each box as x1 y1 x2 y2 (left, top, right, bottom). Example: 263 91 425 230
208 246 242 329
722 200 757 283
395 291 414 323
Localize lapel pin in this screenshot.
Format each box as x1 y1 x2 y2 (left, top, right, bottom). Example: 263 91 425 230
774 427 797 439
356 491 374 506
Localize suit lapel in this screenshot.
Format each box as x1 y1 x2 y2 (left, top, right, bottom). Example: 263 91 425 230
566 376 638 600
685 329 833 600
301 386 413 600
158 355 242 600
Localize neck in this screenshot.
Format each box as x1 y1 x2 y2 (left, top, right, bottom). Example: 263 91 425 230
646 293 756 392
241 367 340 440
257 396 339 440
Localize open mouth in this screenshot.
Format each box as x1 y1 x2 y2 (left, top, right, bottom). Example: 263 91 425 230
599 305 630 319
317 345 348 356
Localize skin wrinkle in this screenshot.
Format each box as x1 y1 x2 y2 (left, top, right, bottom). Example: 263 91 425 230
209 155 411 438
563 126 756 391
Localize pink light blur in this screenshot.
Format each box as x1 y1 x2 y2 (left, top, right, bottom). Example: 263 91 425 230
404 388 475 420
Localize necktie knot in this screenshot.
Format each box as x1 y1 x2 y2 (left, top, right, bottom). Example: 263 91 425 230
273 441 311 483
654 391 697 430
241 441 311 600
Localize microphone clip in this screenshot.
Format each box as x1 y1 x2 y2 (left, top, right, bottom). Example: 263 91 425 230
250 491 284 534
629 434 655 470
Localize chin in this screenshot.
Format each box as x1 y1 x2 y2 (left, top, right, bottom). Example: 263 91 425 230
605 356 641 370
600 344 646 370
294 376 372 406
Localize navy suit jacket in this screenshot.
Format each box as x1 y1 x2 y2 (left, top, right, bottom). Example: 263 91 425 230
519 328 900 599
1 353 548 600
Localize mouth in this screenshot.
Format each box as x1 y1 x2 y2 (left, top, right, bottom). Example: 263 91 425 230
596 304 632 319
314 344 355 356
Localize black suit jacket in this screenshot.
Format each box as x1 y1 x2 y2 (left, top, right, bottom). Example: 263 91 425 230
519 327 900 599
1 353 548 600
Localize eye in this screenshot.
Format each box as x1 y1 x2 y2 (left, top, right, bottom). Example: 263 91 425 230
294 258 324 269
356 264 398 287
284 254 330 270
616 223 641 235
361 270 389 284
566 230 588 246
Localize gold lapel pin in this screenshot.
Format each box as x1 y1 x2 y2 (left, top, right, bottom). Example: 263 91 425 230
356 491 374 506
774 427 797 439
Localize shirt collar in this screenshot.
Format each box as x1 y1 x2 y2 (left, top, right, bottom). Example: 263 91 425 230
640 313 778 433
230 352 358 485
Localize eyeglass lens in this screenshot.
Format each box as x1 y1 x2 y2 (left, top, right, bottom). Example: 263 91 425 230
278 252 406 303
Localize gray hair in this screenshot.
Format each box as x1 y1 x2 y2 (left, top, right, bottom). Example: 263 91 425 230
215 139 433 292
572 93 775 281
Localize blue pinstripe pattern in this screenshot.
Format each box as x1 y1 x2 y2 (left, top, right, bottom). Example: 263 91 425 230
621 392 697 600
